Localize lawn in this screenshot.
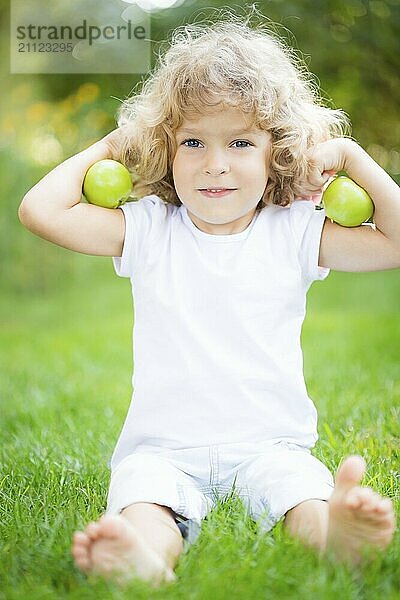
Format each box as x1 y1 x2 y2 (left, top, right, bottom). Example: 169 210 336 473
1 256 399 599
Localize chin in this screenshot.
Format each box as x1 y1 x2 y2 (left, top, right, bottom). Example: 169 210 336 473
193 205 239 221
196 213 236 225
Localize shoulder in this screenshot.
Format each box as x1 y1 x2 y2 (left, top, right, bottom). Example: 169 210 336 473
120 194 178 224
123 194 169 212
287 200 326 246
259 199 324 235
259 200 329 284
259 199 319 220
288 199 323 224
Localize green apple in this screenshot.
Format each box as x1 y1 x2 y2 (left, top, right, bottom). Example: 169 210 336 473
83 159 132 208
322 175 374 227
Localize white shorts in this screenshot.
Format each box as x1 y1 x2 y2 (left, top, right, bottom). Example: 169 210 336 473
106 440 334 551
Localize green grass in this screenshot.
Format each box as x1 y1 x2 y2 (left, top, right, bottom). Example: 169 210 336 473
1 256 399 599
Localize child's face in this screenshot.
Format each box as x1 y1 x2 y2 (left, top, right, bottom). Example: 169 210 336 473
173 106 272 235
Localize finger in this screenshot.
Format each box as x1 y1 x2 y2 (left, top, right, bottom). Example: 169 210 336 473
322 173 338 192
309 192 323 204
307 168 332 189
294 182 324 198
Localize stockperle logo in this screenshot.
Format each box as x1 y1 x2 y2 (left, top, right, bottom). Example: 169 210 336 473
10 0 151 74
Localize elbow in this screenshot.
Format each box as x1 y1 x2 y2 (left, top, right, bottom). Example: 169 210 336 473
18 194 40 232
18 196 29 227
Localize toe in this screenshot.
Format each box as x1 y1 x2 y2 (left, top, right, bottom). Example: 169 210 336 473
376 498 394 514
73 546 88 562
72 532 91 560
86 522 101 540
74 552 91 572
335 456 367 492
346 488 394 523
73 531 90 547
72 539 92 572
346 486 375 508
95 515 127 540
346 486 370 509
345 490 361 509
358 489 380 511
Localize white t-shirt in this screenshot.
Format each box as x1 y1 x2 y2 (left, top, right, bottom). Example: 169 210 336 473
111 195 329 470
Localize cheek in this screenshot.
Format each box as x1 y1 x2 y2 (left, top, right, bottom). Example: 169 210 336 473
174 155 194 178
173 151 186 172
245 156 269 182
172 158 181 181
172 159 188 193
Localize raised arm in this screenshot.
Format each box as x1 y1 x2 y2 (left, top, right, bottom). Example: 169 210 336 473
297 138 400 272
18 130 128 257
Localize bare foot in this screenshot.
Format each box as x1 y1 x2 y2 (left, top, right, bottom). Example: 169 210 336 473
72 515 177 587
326 455 396 566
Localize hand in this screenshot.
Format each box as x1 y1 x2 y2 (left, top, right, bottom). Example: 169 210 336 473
100 127 131 162
294 138 357 203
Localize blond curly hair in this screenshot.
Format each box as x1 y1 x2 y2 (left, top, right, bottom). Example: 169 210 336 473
117 9 351 208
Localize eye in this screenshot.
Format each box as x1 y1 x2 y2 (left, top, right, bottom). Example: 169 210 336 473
181 139 253 148
181 138 202 148
232 140 252 148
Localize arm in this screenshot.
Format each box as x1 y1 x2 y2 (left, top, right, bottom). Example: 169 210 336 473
297 138 400 272
18 129 128 257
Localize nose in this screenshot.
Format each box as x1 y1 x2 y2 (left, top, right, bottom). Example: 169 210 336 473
202 149 230 176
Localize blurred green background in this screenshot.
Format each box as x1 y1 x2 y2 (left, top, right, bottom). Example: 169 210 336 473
1 0 399 296
1 5 399 595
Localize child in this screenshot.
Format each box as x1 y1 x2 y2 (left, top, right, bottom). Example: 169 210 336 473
19 14 398 587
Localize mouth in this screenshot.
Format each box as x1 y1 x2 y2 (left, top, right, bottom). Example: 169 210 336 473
198 188 237 197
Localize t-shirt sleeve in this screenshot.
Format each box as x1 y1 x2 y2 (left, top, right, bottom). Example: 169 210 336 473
112 195 166 278
289 200 330 286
